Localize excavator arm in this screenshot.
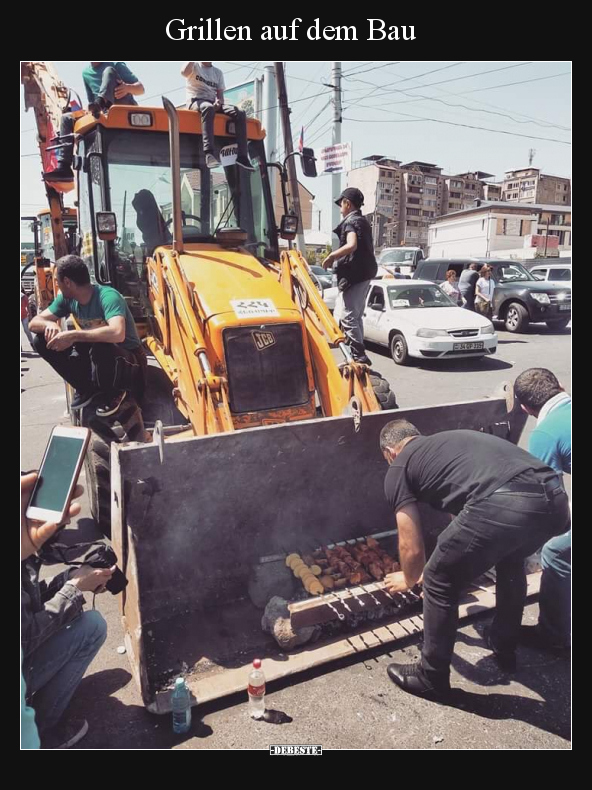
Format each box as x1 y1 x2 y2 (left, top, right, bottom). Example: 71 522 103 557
279 248 382 416
21 62 78 304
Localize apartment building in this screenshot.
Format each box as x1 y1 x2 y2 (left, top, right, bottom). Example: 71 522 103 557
502 168 571 205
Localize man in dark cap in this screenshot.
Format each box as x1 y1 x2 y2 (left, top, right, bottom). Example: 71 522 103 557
322 188 377 364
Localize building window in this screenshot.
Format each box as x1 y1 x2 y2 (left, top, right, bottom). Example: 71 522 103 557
425 177 437 184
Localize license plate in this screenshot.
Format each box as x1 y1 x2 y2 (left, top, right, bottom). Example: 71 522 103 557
453 342 484 351
559 304 571 312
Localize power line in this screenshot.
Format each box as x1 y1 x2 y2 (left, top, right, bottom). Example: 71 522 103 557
342 63 571 133
340 61 401 79
343 61 464 89
357 85 571 132
347 62 535 99
343 109 571 144
341 61 373 76
459 70 571 94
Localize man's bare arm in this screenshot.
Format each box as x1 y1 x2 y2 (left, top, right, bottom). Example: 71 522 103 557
181 62 194 77
46 316 125 352
29 308 60 340
396 503 426 587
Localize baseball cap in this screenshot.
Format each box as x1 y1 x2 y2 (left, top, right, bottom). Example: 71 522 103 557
334 187 365 208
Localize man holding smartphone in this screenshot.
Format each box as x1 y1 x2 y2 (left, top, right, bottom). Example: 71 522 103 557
30 255 146 418
21 471 113 749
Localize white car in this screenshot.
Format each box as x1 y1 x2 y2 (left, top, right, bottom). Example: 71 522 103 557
529 263 571 286
324 266 407 312
362 280 498 365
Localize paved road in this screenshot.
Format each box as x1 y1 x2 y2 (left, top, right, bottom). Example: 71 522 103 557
20 324 571 749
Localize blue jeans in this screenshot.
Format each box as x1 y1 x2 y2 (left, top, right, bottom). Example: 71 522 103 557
420 474 570 689
539 529 571 646
23 611 107 732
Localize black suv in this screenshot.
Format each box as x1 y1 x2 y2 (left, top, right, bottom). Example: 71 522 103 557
414 258 571 333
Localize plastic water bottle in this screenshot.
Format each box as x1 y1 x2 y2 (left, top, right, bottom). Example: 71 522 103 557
172 677 192 734
248 658 266 719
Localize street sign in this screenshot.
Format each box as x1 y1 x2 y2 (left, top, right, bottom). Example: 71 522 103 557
319 143 352 175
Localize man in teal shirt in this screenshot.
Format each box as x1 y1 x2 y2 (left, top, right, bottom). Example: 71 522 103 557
82 62 144 114
46 62 144 182
515 368 571 652
30 255 146 418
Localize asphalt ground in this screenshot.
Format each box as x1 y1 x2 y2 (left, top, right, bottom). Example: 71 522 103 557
20 321 571 749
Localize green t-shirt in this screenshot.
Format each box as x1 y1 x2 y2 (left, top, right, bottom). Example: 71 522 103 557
49 285 141 352
82 62 138 104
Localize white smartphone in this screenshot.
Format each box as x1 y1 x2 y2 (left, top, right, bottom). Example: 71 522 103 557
26 426 90 524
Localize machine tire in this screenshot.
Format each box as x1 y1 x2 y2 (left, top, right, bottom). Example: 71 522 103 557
390 333 410 365
546 318 570 332
369 371 399 410
83 398 146 538
504 302 529 333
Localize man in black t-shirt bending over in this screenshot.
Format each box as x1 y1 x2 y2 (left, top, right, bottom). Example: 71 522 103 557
380 420 570 700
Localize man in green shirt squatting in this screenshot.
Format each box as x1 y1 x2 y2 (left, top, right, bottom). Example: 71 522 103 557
30 255 146 418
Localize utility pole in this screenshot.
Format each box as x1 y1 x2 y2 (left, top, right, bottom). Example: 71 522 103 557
263 65 278 208
331 62 342 251
274 61 306 254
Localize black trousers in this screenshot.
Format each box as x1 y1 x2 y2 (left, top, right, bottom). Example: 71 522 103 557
32 334 146 401
190 100 249 159
419 471 570 689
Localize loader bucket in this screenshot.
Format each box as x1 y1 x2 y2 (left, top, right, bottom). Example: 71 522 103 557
111 392 527 712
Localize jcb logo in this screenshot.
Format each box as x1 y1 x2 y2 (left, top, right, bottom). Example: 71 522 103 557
252 331 275 351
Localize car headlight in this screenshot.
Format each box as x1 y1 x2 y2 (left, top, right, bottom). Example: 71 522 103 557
416 328 448 338
480 322 494 335
531 293 550 304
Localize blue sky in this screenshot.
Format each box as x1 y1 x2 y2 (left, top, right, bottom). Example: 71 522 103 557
20 61 571 240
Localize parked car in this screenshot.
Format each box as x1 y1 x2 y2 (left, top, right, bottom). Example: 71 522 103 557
309 265 334 290
414 258 571 333
377 246 424 275
363 279 498 365
528 263 571 286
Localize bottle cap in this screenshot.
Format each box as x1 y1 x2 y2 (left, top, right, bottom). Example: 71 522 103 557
175 677 185 687
253 658 262 669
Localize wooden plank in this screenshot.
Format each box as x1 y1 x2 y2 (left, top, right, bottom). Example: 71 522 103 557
150 573 540 712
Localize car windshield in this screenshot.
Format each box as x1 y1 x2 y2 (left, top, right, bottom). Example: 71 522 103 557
380 249 416 264
387 285 455 309
493 263 534 283
310 266 328 276
103 129 275 257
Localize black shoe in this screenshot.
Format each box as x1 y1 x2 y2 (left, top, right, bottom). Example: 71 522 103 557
519 625 570 655
387 661 448 700
485 628 517 673
70 390 96 410
95 391 127 418
40 718 88 749
44 166 74 182
354 355 372 365
88 101 102 119
236 156 255 171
